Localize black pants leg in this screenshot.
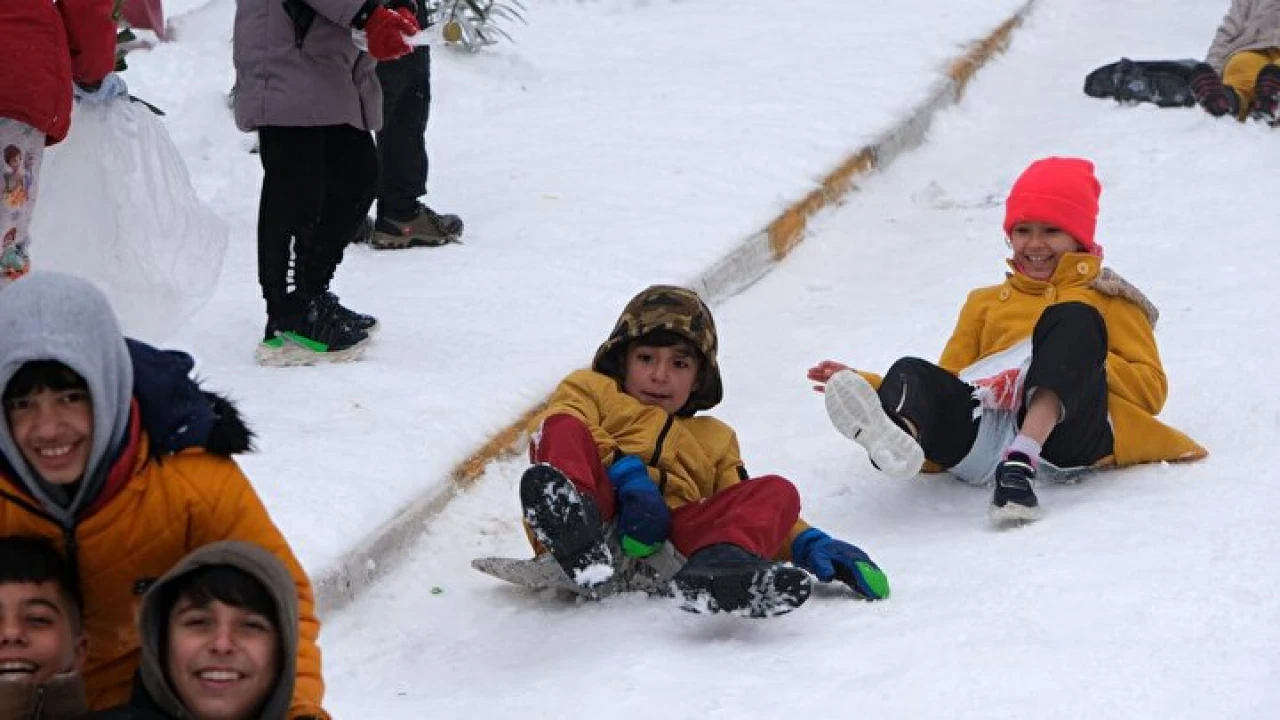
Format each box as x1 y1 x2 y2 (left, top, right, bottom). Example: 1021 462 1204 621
877 357 979 468
1022 302 1115 467
257 126 327 319
375 46 430 222
296 126 377 294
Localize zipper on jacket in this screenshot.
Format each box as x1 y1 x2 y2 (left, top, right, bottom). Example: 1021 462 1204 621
30 684 44 717
649 415 674 468
61 525 83 605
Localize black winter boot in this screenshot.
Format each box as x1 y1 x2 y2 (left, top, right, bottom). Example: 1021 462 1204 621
315 291 379 335
1251 64 1280 123
520 464 614 591
670 544 812 618
1189 63 1239 117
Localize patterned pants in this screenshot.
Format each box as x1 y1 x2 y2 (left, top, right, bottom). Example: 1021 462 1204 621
0 119 44 288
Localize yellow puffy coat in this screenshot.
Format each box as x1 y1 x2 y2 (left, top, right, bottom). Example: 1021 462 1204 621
0 419 327 718
935 253 1205 467
532 369 810 557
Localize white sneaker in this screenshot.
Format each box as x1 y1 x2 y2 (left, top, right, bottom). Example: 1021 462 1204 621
824 369 925 480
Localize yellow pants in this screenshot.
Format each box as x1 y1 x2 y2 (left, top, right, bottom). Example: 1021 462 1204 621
1223 48 1280 119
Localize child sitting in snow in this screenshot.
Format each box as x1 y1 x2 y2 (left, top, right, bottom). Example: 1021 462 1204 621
1189 0 1280 122
807 157 1206 524
519 285 888 617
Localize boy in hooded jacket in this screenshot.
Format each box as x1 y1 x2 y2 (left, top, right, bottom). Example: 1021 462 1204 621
85 541 301 720
1188 0 1280 121
0 535 89 720
0 272 328 718
807 157 1206 524
520 285 889 618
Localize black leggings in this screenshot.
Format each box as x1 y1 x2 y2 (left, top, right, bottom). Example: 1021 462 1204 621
256 125 377 318
877 302 1115 468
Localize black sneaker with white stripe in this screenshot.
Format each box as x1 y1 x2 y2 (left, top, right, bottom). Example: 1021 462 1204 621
989 452 1042 524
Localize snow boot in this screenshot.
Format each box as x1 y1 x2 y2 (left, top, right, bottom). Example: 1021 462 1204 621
256 295 371 367
823 369 925 481
1189 62 1239 118
989 452 1042 524
1250 64 1280 124
315 290 379 336
669 544 812 618
519 464 614 591
370 204 464 249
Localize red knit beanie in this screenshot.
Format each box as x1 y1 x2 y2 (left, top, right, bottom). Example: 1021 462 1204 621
1003 157 1103 258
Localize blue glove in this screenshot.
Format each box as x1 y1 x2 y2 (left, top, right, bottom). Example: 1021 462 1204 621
608 455 670 558
74 73 129 105
791 528 889 600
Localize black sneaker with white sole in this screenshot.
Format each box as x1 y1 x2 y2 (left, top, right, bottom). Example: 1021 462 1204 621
990 452 1042 523
519 464 614 591
670 544 812 618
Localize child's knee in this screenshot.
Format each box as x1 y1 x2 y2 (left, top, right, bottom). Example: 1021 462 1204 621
748 475 801 520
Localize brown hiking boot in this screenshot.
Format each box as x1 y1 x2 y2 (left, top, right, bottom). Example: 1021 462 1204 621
370 204 464 250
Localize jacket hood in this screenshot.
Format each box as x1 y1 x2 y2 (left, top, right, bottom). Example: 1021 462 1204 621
136 542 298 720
0 273 132 526
592 285 723 415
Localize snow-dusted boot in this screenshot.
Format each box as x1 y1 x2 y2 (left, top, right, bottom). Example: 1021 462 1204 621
670 544 811 618
823 369 925 480
989 452 1042 524
520 464 614 591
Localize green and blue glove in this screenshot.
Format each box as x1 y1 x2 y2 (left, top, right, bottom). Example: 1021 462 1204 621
791 528 889 600
608 455 670 558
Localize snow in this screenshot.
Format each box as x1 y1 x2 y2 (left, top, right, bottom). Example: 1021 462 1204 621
60 0 1280 715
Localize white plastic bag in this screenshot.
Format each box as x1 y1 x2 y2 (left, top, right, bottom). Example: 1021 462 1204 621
30 96 228 344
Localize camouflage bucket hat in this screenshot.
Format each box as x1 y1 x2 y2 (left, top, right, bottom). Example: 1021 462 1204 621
592 285 723 415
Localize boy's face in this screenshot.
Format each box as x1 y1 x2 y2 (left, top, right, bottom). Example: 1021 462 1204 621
4 388 94 485
166 597 280 720
1008 221 1083 281
0 581 86 684
622 342 700 415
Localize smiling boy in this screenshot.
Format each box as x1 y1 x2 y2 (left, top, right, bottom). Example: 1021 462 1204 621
516 285 889 618
86 541 298 720
0 535 89 719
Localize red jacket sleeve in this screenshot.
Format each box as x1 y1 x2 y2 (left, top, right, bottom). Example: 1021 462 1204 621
57 0 117 86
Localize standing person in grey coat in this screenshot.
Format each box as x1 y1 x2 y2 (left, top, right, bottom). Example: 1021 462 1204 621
232 0 420 366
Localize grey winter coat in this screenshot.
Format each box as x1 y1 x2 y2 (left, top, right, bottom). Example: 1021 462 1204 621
1206 0 1280 72
232 0 382 132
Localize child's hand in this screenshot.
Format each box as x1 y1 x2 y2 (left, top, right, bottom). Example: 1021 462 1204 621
806 360 853 393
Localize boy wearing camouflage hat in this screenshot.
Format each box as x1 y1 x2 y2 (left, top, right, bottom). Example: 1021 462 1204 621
519 285 889 618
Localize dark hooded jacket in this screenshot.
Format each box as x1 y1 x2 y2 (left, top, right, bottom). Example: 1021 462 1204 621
530 285 812 556
84 542 298 719
0 273 327 718
0 673 88 719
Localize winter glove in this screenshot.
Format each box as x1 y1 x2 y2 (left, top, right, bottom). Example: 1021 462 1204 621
972 367 1024 412
73 73 129 105
791 528 889 600
364 5 420 61
608 455 670 558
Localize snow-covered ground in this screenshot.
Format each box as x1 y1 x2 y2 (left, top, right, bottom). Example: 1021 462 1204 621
320 0 1277 717
108 0 1027 578
44 0 1279 715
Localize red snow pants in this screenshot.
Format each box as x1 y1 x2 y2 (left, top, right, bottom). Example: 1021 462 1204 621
530 414 800 559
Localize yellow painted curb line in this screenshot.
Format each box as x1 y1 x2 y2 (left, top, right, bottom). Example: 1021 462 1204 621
313 0 1036 616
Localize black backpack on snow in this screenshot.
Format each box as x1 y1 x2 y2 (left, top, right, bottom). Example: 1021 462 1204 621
1084 58 1199 108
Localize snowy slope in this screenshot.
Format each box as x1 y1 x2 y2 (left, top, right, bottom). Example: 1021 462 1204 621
110 0 1027 575
317 0 1280 717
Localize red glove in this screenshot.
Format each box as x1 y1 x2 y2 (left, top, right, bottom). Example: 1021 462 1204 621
365 5 420 61
972 368 1024 412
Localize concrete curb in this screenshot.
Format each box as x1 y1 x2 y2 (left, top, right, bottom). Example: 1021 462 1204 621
313 0 1037 616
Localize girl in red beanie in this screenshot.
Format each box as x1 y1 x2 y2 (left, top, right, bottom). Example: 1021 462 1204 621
806 157 1205 525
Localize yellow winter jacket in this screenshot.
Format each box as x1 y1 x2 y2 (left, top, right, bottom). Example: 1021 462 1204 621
0 423 328 719
533 369 810 557
935 253 1206 467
